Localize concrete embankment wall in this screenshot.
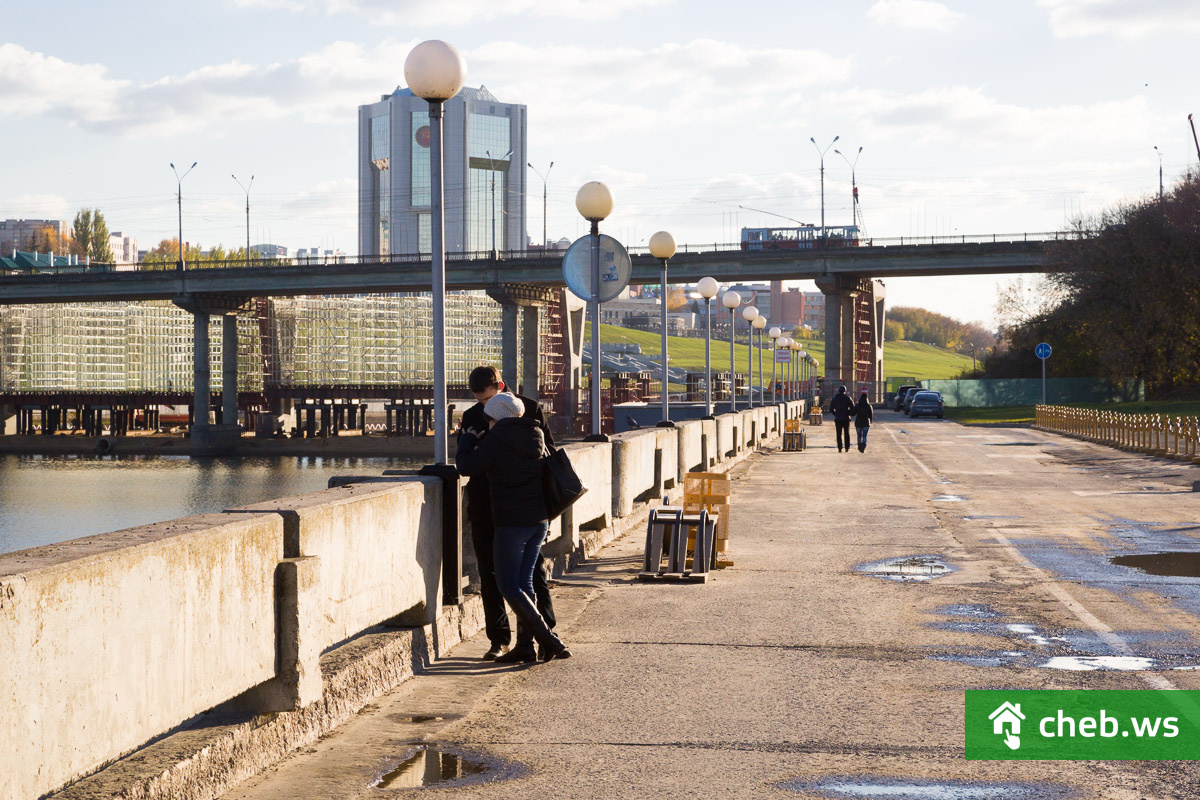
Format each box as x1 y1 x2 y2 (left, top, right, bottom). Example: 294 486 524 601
0 400 805 800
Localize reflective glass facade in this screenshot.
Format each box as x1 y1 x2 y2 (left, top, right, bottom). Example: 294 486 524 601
467 113 511 252
410 110 430 208
370 115 390 255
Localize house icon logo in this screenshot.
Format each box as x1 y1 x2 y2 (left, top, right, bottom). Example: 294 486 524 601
988 701 1025 750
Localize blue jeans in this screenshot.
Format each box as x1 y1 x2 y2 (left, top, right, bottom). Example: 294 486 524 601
856 425 870 450
494 523 559 649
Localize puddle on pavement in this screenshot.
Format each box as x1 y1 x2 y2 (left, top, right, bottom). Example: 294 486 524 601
1110 552 1200 577
962 515 1020 521
926 609 1199 671
857 555 951 582
781 775 1074 799
931 494 966 502
1041 656 1157 671
373 746 490 789
392 714 446 724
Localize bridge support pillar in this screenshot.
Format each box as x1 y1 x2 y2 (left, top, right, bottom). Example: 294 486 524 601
521 304 540 397
0 404 14 435
501 302 519 392
222 313 239 430
194 311 211 432
814 274 860 388
174 294 249 456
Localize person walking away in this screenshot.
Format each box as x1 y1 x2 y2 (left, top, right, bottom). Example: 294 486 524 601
456 392 571 662
853 389 874 453
459 366 557 663
829 385 855 453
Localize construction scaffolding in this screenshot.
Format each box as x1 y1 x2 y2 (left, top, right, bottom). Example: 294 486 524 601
0 292 521 396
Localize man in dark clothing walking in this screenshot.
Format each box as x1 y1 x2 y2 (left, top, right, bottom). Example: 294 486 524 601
828 385 855 453
459 365 556 663
853 389 874 452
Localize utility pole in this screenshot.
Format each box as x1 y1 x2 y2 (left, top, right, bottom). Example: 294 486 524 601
810 136 838 244
232 174 254 266
1153 147 1163 200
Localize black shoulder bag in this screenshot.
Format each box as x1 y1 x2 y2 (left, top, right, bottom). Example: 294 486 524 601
542 442 588 521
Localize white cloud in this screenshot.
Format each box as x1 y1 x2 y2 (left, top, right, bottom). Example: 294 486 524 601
0 194 71 220
823 85 1151 149
1039 0 1200 38
0 39 851 141
866 0 965 31
231 0 674 24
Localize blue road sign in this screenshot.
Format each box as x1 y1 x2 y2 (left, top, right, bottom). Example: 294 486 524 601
1035 342 1052 360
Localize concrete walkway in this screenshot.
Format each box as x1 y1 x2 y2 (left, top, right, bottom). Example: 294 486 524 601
228 414 1200 799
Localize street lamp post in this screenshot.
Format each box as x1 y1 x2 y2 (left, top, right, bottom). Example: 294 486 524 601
753 316 767 407
741 304 759 407
834 146 863 229
698 277 719 418
768 327 781 404
170 161 197 271
487 148 513 257
528 161 554 249
405 39 466 466
809 136 839 243
577 181 615 440
722 290 742 411
232 173 254 268
778 338 792 400
649 231 677 427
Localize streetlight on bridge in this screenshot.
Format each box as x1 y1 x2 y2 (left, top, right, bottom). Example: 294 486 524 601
649 230 677 427
231 173 254 268
170 161 197 271
810 136 839 243
487 148 513 257
697 276 719 418
528 161 554 250
834 146 863 230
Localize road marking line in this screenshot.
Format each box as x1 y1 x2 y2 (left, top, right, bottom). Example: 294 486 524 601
992 530 1176 691
885 425 937 480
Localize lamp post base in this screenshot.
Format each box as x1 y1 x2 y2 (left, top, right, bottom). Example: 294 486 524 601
418 462 464 606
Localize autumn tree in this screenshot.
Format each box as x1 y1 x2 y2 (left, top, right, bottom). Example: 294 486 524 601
71 209 114 263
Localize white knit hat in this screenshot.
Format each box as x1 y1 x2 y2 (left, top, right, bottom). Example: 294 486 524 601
484 392 524 421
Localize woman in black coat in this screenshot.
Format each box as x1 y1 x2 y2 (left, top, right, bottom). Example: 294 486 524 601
456 392 571 661
853 390 874 453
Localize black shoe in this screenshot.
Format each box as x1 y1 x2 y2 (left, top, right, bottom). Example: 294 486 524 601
494 644 538 664
482 644 505 661
540 640 573 662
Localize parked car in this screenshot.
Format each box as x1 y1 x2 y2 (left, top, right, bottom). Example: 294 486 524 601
908 391 945 418
892 385 918 411
900 387 925 412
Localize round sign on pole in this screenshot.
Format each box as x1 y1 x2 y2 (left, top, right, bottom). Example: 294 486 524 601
562 234 632 303
1035 342 1052 360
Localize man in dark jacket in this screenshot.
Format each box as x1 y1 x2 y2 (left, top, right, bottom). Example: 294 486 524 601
458 365 556 663
853 389 874 453
828 385 855 453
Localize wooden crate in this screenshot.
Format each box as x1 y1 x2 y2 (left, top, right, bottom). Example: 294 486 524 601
683 471 732 565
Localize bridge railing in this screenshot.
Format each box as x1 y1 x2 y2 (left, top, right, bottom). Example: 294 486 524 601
0 231 1081 277
1035 404 1200 460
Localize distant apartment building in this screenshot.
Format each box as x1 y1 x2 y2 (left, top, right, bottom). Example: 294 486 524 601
108 231 138 263
358 85 527 257
770 282 824 330
296 247 347 263
251 244 288 258
0 218 68 253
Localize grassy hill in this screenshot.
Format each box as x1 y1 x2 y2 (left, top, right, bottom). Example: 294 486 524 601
588 324 974 381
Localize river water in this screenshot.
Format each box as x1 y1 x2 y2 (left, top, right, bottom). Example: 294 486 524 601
0 453 428 555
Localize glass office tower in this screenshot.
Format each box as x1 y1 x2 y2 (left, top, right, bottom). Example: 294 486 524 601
358 86 528 257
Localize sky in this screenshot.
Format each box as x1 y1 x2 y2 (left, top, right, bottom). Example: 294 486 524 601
3 0 1198 327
